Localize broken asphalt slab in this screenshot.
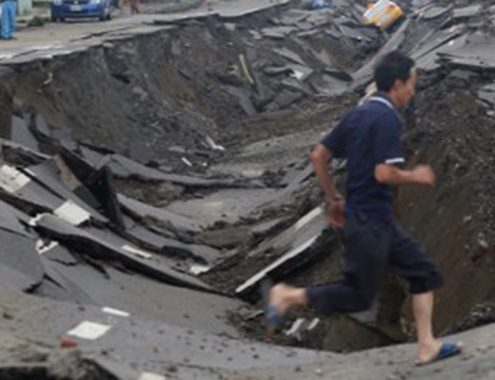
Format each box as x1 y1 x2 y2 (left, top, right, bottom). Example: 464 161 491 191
0 288 335 380
3 288 495 380
32 213 215 293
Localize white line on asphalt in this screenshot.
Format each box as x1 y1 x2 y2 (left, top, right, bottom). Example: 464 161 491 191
139 373 166 380
36 239 59 255
236 235 319 294
67 321 111 340
54 200 91 226
102 307 130 318
0 164 31 193
294 206 323 231
122 245 153 259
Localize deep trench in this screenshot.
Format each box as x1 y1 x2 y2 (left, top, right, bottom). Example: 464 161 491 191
1 3 495 358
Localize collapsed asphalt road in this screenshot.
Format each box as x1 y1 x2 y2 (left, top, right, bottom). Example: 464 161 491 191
1 0 495 379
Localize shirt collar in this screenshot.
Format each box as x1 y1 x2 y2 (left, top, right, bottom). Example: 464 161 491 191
369 92 396 111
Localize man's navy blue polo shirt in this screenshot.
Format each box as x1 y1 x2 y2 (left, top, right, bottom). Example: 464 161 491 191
321 93 404 223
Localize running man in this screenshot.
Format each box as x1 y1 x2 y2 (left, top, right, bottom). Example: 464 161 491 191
264 51 462 366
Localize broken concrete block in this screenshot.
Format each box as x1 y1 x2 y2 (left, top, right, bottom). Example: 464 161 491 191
261 26 298 39
118 193 204 233
34 214 213 292
478 83 495 106
273 47 306 66
199 226 252 249
224 86 258 116
10 115 40 153
453 5 482 20
421 6 451 20
0 229 44 291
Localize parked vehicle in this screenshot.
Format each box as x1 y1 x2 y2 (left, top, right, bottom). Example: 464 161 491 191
51 0 112 22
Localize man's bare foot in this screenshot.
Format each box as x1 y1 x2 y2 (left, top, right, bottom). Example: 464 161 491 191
416 341 463 366
269 283 308 313
264 283 307 337
269 283 293 315
417 340 442 364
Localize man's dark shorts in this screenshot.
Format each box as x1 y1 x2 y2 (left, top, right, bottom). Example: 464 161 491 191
306 212 443 315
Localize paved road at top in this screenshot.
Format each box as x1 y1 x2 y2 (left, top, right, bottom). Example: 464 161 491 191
0 0 289 64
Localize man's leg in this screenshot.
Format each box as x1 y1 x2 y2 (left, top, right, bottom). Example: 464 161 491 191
267 213 390 320
412 291 441 362
388 225 461 363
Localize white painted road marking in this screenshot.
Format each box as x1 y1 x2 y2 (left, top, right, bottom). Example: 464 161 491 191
67 321 111 340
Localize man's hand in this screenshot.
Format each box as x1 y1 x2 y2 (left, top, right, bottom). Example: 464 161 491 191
411 165 436 186
375 163 436 187
327 198 345 228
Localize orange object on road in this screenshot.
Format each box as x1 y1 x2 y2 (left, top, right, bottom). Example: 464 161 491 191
60 336 78 348
363 0 404 30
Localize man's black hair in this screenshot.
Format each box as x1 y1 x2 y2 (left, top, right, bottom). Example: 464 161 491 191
374 51 415 92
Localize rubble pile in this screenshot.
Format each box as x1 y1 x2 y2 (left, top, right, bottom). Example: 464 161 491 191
0 0 495 379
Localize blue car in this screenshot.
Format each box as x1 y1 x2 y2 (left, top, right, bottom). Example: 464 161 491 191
51 0 112 22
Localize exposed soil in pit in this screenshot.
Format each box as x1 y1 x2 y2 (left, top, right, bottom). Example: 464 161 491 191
1 0 495 368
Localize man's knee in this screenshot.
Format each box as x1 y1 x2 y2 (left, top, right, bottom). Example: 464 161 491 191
409 269 443 295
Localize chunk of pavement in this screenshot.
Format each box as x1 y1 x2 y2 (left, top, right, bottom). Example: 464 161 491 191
273 48 306 66
10 115 40 152
33 214 213 292
279 9 311 26
265 90 304 112
261 26 298 39
421 6 451 20
0 163 80 218
0 138 49 166
263 65 294 76
280 163 313 187
168 188 278 227
323 68 353 82
411 24 464 62
81 164 125 229
325 28 343 39
250 218 284 237
0 199 33 238
286 64 314 82
224 86 257 116
122 215 221 264
306 11 331 27
439 34 495 70
128 129 154 164
37 240 78 266
335 23 366 42
198 227 253 249
109 154 237 188
310 74 349 97
118 193 204 233
0 289 337 378
78 146 237 188
414 32 467 73
453 4 482 20
26 158 108 225
0 229 45 291
478 83 495 105
236 207 338 296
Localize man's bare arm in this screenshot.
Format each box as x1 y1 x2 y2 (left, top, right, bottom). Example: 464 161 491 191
310 144 341 200
375 164 435 187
